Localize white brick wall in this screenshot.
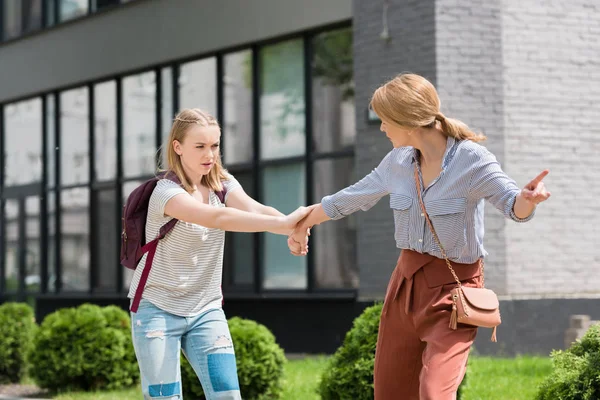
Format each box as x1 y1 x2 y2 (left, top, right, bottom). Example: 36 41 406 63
503 0 600 295
435 0 509 294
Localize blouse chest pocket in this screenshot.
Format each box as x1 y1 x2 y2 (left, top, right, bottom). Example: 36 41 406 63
424 197 467 252
389 193 413 245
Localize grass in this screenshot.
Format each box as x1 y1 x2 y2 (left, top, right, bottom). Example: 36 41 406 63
50 356 330 400
40 355 552 399
461 356 553 400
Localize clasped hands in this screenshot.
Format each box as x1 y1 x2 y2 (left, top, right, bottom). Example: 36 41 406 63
287 211 313 257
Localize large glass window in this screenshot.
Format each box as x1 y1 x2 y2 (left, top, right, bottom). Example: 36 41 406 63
25 196 41 292
46 95 56 189
160 67 173 167
261 163 306 289
260 39 305 160
2 0 42 40
47 191 57 291
93 189 117 291
223 172 255 286
60 87 89 186
59 0 88 22
3 98 43 186
313 158 358 288
94 81 117 181
223 50 253 165
312 28 355 153
122 71 156 178
179 58 217 116
4 200 19 292
60 187 89 291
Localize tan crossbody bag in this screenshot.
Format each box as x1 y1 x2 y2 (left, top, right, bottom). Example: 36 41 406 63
414 165 501 342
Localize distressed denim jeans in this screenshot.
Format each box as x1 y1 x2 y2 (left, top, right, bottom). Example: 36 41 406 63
131 299 241 399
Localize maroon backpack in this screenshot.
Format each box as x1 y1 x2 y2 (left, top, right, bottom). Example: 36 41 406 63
120 171 226 312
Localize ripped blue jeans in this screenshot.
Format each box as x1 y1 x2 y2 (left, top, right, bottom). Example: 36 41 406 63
131 299 241 399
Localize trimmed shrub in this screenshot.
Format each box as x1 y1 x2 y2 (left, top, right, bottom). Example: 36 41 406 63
318 302 469 400
182 317 286 399
28 303 139 392
536 323 600 400
0 302 37 383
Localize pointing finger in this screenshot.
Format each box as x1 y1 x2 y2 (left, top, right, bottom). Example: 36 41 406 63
528 170 549 187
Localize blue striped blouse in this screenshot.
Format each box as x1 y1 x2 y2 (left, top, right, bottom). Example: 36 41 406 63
321 137 534 263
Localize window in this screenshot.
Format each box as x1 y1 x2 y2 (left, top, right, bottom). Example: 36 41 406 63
25 196 41 292
312 28 355 153
160 67 173 167
93 81 117 181
93 189 117 291
313 158 358 288
223 172 255 287
3 98 43 186
2 0 42 40
179 58 217 116
310 27 357 289
91 0 120 12
260 39 305 160
223 50 253 165
59 0 88 22
60 87 89 186
60 187 89 290
46 95 56 189
122 71 156 178
261 163 306 289
3 200 19 292
47 191 57 291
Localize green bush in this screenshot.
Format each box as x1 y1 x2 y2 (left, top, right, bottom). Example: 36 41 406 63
536 323 600 400
318 302 469 400
0 302 37 383
181 316 286 399
28 303 139 392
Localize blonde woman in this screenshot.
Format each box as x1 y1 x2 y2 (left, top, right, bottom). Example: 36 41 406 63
129 108 312 400
288 74 550 399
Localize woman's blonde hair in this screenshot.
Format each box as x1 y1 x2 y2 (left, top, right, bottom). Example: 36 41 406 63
370 73 486 142
161 108 229 193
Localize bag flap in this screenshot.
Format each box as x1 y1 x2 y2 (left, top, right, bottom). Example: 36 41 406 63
460 286 499 310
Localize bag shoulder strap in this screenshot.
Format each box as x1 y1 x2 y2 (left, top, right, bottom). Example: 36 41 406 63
413 163 485 287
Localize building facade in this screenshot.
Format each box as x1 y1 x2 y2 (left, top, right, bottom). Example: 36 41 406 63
1 0 598 355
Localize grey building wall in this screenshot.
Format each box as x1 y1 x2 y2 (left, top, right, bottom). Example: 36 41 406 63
435 0 508 294
502 0 600 296
353 0 436 300
0 0 352 103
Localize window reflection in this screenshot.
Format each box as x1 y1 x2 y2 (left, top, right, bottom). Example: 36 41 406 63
25 196 41 292
2 0 42 40
312 28 355 153
94 189 117 291
260 39 305 160
313 157 358 289
60 187 89 291
122 72 157 178
3 98 43 186
223 50 253 165
94 81 117 181
261 163 306 289
60 87 89 186
179 58 217 116
4 200 19 292
59 0 88 22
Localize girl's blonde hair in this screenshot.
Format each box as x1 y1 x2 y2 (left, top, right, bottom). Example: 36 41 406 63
370 73 486 142
161 108 228 193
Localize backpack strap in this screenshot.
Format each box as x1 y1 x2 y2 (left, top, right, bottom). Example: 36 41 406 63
130 218 177 313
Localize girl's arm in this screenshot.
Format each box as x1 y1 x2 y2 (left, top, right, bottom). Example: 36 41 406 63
164 193 311 235
225 188 285 217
